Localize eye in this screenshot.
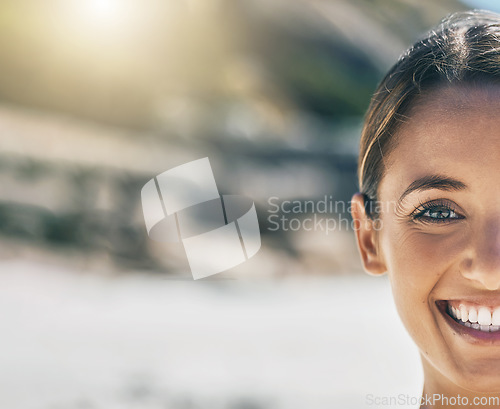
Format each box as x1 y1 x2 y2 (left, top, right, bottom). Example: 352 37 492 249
412 200 465 224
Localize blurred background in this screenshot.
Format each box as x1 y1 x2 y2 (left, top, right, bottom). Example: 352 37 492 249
0 0 497 408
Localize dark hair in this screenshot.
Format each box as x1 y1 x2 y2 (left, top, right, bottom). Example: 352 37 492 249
358 10 500 218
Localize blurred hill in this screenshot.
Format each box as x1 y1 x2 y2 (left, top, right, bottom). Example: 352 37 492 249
0 0 469 275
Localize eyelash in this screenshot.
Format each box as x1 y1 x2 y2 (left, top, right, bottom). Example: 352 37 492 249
411 199 465 224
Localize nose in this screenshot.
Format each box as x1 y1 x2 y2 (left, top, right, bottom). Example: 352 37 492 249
461 218 500 290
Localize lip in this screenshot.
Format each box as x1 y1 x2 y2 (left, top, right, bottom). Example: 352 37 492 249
436 300 500 345
447 297 500 309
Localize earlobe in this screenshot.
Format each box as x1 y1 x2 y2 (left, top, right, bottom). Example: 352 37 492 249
350 193 387 276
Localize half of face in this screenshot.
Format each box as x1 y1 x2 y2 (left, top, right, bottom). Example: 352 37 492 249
352 84 500 394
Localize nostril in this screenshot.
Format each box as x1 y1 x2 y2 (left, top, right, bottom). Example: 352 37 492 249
459 257 500 291
460 258 473 271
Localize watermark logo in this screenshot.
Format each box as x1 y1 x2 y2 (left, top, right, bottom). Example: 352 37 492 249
266 196 388 234
141 157 261 280
366 393 500 407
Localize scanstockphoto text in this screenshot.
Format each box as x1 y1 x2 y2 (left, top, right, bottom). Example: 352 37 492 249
366 393 500 407
266 196 396 234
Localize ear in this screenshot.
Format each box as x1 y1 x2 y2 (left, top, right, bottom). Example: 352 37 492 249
350 193 387 276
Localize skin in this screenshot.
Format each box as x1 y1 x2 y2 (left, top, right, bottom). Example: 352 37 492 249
351 84 500 408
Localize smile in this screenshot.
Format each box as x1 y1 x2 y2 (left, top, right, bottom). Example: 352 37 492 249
447 301 500 333
436 300 500 344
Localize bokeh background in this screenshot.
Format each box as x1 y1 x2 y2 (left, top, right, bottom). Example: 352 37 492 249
1 1 497 408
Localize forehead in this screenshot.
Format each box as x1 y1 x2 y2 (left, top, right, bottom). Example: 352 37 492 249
381 85 500 195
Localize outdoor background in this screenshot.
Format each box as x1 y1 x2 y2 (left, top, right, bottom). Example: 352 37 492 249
1 1 497 408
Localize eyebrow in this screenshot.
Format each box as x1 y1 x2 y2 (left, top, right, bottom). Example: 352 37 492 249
398 174 468 204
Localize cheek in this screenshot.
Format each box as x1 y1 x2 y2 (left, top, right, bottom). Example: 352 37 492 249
380 221 465 336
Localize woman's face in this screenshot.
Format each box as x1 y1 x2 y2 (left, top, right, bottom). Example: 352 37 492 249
354 85 500 393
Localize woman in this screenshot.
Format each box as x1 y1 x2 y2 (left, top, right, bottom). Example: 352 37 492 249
350 10 500 408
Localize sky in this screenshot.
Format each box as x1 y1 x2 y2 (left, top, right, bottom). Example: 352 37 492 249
462 0 500 13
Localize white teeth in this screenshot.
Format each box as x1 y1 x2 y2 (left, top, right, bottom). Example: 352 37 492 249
460 305 468 322
492 308 500 325
468 308 478 323
478 307 492 326
448 302 500 332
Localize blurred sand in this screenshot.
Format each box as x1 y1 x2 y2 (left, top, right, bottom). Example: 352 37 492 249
0 260 422 409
